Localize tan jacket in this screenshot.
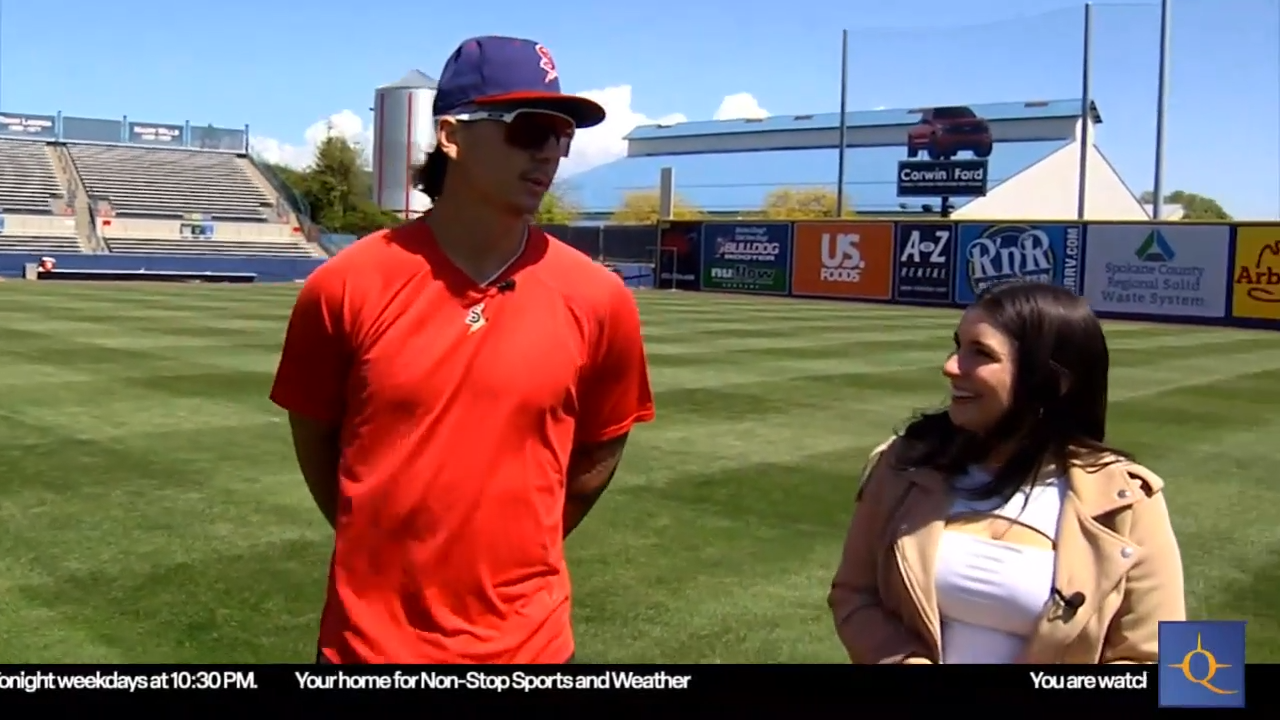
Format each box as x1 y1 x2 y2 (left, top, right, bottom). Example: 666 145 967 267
828 438 1186 665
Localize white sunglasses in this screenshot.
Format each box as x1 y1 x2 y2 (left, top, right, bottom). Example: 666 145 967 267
448 108 576 157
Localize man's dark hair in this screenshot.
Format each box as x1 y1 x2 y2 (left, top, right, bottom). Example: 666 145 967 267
413 149 448 201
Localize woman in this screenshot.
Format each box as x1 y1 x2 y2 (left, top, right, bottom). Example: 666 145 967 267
828 280 1185 664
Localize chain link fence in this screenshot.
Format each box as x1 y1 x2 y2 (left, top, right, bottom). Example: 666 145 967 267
539 224 658 264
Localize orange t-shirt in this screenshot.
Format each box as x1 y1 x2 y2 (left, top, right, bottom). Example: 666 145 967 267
269 219 655 664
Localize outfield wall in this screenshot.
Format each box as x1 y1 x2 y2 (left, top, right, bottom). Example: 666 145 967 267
656 220 1280 331
0 254 325 283
0 253 652 289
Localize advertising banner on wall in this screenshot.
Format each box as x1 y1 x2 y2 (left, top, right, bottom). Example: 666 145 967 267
657 221 703 291
1083 224 1230 318
700 222 792 295
62 115 124 143
1229 226 1280 321
894 223 957 304
128 121 183 146
790 222 894 300
189 124 247 152
955 224 1083 304
0 112 56 139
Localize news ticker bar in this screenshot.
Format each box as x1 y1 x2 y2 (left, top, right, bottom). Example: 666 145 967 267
6 664 1252 709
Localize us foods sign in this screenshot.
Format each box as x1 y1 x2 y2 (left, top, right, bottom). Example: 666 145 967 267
699 222 793 295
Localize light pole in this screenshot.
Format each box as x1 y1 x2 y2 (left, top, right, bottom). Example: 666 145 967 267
835 29 848 218
1 0 6 111
1151 0 1172 219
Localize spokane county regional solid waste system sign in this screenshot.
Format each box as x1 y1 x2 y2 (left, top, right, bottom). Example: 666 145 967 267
699 222 793 295
1082 224 1230 318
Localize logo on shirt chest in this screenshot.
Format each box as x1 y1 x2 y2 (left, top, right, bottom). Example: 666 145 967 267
464 303 487 334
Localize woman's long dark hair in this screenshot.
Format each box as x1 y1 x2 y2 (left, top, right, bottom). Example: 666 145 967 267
893 280 1130 502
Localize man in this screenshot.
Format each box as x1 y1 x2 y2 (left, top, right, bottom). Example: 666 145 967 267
269 35 655 664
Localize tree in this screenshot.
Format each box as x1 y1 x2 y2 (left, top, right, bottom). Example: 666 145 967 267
259 134 402 238
1140 190 1232 221
535 183 580 224
264 162 308 195
758 187 851 220
610 190 703 224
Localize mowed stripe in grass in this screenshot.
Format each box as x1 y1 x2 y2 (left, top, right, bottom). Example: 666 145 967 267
0 284 1277 663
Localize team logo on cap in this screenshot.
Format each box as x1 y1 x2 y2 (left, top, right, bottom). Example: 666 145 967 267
535 44 558 83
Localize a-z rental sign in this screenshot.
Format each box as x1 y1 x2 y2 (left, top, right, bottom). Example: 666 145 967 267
1231 226 1280 321
790 222 893 300
955 224 1083 303
700 222 792 295
1083 224 1230 318
894 223 957 304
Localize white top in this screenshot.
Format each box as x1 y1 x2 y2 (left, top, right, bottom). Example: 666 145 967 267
934 467 1066 664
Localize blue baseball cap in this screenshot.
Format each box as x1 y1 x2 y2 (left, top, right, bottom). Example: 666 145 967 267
433 36 606 129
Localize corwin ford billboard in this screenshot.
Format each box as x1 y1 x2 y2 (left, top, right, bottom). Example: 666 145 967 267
955 223 1083 303
700 222 792 295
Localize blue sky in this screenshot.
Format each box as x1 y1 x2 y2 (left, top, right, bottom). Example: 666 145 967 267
0 0 1276 218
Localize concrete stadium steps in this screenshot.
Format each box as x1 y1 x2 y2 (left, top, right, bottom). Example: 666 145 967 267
0 236 84 254
0 139 64 214
66 144 274 221
103 238 320 258
236 156 298 226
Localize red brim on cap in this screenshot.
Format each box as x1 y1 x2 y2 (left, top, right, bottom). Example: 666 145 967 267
473 91 607 129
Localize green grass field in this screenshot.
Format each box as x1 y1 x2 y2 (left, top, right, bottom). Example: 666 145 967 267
1 283 1278 664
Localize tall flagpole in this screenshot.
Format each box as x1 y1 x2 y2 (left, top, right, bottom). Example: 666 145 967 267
835 29 849 218
0 0 6 111
1076 3 1094 220
1152 0 1172 218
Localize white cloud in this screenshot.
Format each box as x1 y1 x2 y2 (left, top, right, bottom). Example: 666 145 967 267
249 89 768 178
249 109 372 168
712 92 771 121
559 85 686 176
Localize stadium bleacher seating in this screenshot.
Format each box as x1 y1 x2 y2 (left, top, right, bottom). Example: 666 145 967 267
1 114 326 260
0 138 84 253
67 144 274 221
97 215 321 258
0 139 63 213
104 237 318 258
66 144 323 258
0 228 82 254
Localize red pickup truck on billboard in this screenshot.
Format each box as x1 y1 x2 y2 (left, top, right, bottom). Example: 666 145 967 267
906 106 994 161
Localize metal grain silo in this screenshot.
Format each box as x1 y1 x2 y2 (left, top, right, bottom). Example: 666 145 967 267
372 70 438 219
